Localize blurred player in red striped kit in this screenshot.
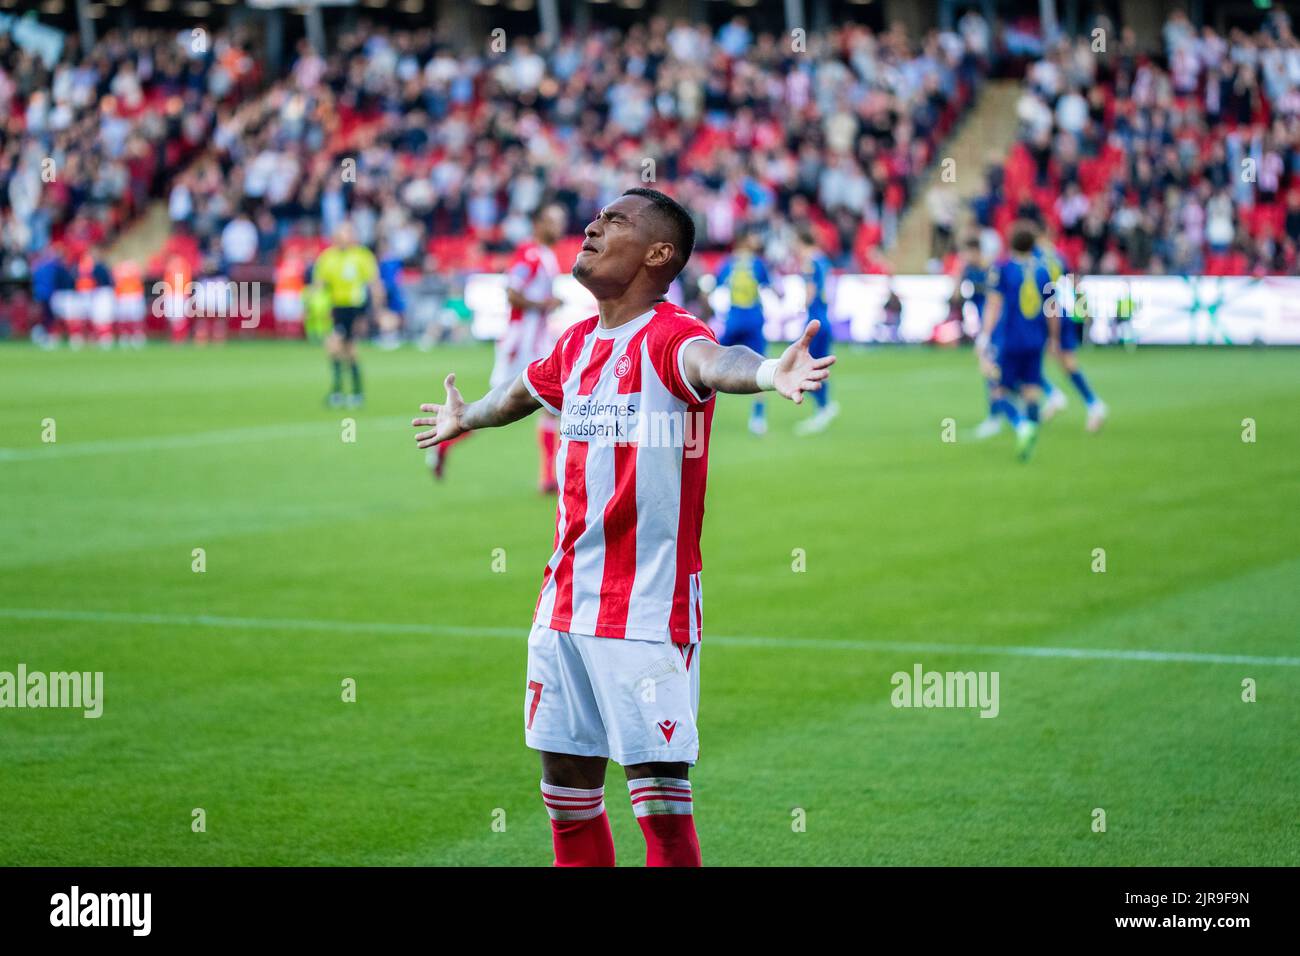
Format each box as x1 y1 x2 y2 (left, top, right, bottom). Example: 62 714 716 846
428 203 567 490
413 188 833 866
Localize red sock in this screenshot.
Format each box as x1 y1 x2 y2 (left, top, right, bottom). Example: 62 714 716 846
628 777 701 867
540 782 615 867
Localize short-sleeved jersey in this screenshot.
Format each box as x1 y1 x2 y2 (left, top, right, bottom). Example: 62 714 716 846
717 253 770 313
523 302 717 645
113 260 144 298
1034 243 1082 327
804 253 831 322
313 245 378 308
1034 243 1066 284
274 255 307 293
987 255 1051 353
74 255 113 292
507 241 560 325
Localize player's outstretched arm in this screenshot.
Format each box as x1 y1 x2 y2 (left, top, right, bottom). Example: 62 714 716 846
411 373 540 449
683 320 835 405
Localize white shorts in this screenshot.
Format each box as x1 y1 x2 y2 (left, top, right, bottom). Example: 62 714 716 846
88 289 116 327
115 296 146 323
274 291 304 323
524 623 701 766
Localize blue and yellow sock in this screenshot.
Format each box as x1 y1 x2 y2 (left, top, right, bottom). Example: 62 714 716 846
1069 370 1096 405
993 397 1021 427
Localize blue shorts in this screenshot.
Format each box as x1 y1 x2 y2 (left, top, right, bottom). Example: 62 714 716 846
807 315 832 358
997 348 1044 391
1059 317 1083 351
721 315 766 356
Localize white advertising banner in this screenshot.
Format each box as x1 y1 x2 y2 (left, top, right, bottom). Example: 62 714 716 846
463 273 1300 346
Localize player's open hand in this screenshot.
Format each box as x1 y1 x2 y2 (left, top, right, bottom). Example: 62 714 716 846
773 320 836 405
412 373 467 448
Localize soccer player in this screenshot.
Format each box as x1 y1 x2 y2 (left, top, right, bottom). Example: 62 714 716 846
979 221 1058 461
715 229 773 435
159 250 195 344
959 238 1017 440
411 188 833 867
793 230 840 435
1035 234 1108 432
272 252 308 339
112 258 147 348
30 245 71 349
313 222 385 408
69 248 114 350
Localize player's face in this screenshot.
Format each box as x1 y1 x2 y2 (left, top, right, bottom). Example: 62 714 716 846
573 195 669 297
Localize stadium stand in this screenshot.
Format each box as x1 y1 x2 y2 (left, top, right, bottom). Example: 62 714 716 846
975 11 1300 276
180 20 988 276
1 15 993 341
0 26 262 275
6 7 1296 343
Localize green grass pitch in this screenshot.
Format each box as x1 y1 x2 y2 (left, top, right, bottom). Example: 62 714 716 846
1 339 1297 866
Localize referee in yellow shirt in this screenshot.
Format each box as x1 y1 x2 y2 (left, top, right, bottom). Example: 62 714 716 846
312 222 387 407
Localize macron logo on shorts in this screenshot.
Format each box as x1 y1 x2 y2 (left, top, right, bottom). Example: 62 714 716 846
657 719 677 743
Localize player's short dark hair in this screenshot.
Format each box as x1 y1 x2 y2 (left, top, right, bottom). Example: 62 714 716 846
1009 220 1038 254
532 200 564 222
622 187 695 274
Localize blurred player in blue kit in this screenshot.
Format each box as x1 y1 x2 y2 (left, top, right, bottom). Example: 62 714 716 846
978 221 1059 461
794 230 839 435
960 237 1015 440
1035 233 1108 432
716 230 772 435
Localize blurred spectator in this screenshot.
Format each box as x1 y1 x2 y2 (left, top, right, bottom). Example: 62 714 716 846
171 18 989 278
981 12 1299 276
0 27 260 280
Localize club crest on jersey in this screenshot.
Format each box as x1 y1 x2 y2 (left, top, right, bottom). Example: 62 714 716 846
614 353 633 379
657 719 677 743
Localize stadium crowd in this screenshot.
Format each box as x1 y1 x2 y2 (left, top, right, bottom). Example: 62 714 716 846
1 14 993 342
975 9 1300 276
174 16 987 279
0 25 261 281
4 8 1298 346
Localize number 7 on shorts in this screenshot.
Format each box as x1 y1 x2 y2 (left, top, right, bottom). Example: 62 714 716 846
526 680 544 730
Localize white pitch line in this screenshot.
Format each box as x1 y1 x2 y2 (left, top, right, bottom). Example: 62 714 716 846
0 417 411 462
2 607 1297 667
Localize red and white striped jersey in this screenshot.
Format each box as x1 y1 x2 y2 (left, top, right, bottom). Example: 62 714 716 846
507 240 560 325
523 302 717 645
493 241 562 388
